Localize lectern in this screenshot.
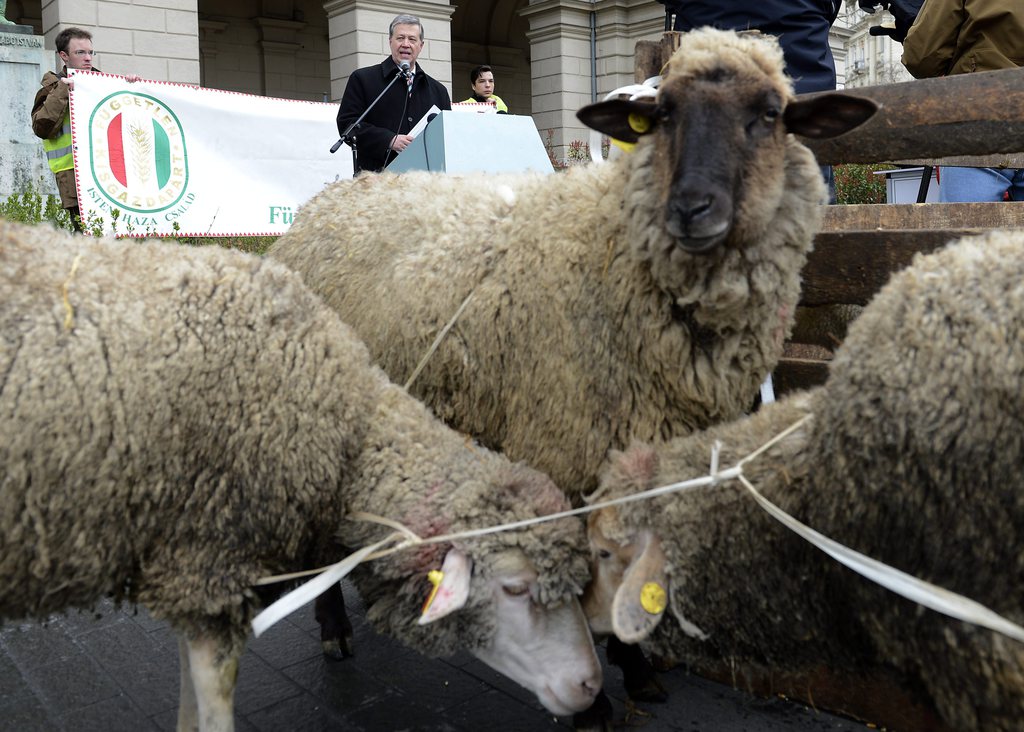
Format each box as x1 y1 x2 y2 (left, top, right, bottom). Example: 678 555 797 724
387 112 554 174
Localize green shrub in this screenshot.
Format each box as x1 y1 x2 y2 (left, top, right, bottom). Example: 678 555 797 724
1 181 276 253
834 163 893 205
0 181 73 230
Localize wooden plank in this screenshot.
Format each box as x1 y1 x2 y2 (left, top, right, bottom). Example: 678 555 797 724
799 66 1024 164
773 357 830 395
822 201 1024 232
801 229 983 306
893 153 1024 168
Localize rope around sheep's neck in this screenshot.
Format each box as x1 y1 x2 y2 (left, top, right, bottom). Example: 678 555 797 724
251 415 1024 647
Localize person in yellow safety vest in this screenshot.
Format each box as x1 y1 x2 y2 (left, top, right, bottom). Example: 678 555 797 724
461 65 509 114
31 27 140 231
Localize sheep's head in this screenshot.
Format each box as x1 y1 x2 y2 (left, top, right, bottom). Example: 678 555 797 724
577 29 877 255
581 393 818 645
359 462 601 716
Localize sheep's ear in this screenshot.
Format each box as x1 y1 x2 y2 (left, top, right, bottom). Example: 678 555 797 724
784 93 878 139
577 99 659 143
610 531 669 643
418 549 472 625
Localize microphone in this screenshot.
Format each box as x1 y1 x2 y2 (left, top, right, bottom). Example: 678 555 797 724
399 61 413 80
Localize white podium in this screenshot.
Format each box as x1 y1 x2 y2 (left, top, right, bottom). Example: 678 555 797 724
387 111 553 175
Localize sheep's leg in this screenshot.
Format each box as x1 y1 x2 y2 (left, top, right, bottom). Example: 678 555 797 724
314 582 354 660
607 637 666 703
177 636 199 732
178 633 239 732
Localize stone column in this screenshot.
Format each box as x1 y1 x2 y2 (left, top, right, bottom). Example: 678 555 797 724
324 0 454 103
40 0 200 83
523 0 663 163
0 25 59 199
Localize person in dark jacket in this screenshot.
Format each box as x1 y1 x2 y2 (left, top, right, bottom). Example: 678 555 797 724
663 0 842 94
336 14 452 174
661 0 842 200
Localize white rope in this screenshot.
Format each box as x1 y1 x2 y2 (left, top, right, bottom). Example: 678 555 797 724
735 471 1024 644
252 414 1024 647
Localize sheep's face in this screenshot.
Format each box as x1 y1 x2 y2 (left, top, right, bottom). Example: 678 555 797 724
469 549 603 715
577 29 877 256
583 507 670 643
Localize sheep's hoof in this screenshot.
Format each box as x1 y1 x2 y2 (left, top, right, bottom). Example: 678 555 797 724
571 690 614 732
320 636 353 661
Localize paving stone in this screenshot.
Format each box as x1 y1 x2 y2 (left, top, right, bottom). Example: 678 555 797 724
340 691 459 732
444 688 571 731
0 687 60 732
53 693 158 732
245 691 349 732
363 651 491 714
233 650 305 715
280 653 395 709
247 615 325 669
20 652 121 711
76 615 179 713
0 619 80 670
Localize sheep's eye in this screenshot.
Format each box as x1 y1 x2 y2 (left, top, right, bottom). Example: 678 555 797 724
763 107 780 123
502 583 530 597
597 549 612 560
656 105 672 123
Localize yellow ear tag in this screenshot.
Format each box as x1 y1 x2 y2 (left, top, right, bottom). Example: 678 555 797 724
611 138 636 153
640 581 667 615
421 570 444 616
628 113 651 134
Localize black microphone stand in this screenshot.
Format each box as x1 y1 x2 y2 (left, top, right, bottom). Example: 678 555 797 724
330 67 409 173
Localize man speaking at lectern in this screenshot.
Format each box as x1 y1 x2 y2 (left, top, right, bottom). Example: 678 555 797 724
336 14 451 173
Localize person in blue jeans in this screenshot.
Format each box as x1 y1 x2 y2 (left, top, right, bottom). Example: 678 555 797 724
902 0 1024 202
661 0 843 201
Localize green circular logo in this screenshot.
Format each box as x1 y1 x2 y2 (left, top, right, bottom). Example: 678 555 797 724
88 91 189 214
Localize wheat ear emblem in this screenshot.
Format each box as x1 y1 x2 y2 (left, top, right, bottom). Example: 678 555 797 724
129 123 152 185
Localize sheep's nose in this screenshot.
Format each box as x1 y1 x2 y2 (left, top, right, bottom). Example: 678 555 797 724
580 670 602 698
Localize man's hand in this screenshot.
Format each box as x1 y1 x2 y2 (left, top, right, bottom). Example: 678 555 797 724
61 76 74 90
860 0 923 43
125 74 142 83
390 134 414 152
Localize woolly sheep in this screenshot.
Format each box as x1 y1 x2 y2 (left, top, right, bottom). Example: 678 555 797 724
583 229 1024 731
0 221 602 731
268 28 875 498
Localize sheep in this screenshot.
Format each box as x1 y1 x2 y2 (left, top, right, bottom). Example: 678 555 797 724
0 220 603 732
267 26 877 716
582 228 1024 731
269 28 875 498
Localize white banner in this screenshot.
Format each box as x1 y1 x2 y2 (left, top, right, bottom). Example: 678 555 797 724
69 72 351 237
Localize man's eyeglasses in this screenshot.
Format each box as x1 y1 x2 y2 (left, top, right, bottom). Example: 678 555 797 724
69 50 95 57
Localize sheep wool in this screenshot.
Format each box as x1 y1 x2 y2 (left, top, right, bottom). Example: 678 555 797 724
268 28 827 497
0 219 589 662
597 229 1024 731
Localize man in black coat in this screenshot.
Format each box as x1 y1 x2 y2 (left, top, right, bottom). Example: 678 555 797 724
336 14 452 174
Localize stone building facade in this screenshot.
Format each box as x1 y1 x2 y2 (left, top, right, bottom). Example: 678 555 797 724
8 0 852 163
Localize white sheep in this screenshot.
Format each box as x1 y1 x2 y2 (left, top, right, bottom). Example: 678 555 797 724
0 220 602 731
583 229 1024 732
267 26 877 712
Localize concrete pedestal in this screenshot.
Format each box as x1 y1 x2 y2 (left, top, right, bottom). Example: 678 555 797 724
0 27 59 201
